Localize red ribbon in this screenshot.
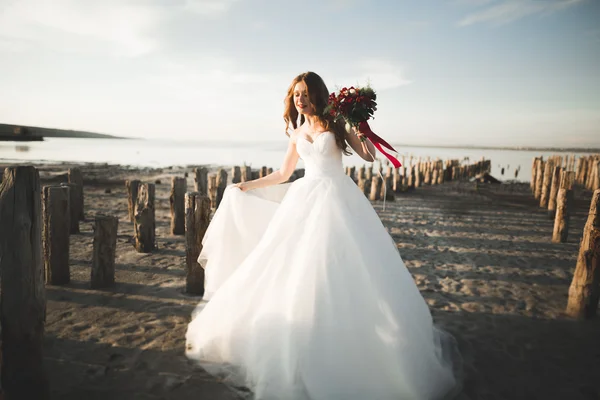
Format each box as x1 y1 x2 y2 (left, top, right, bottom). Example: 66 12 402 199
358 121 402 168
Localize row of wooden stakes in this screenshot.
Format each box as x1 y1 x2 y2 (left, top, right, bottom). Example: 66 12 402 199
530 155 600 319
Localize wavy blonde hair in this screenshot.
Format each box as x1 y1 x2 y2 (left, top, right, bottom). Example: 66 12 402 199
283 71 350 155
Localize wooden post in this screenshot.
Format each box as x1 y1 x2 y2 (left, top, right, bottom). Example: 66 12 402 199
0 166 49 399
170 177 187 235
359 165 366 180
566 189 600 319
369 176 382 201
231 166 242 184
392 168 400 192
365 165 373 180
381 175 395 201
259 166 268 178
540 160 554 208
552 171 575 243
534 159 545 200
42 185 70 285
60 182 79 234
134 183 155 253
216 169 227 208
185 192 211 296
241 166 252 182
358 177 370 197
208 174 218 208
90 215 118 289
68 167 84 221
547 166 562 219
194 167 208 195
126 179 140 223
415 163 422 188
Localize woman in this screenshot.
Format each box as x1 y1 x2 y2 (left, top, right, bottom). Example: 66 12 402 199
186 72 462 400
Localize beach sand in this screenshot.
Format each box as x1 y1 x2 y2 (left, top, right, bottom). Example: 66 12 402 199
2 162 599 400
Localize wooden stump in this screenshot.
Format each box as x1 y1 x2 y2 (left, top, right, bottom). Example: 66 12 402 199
534 159 544 200
365 166 373 180
381 175 395 201
134 183 155 253
91 215 118 289
259 166 268 178
194 167 208 195
68 167 84 221
60 182 79 234
552 188 573 243
208 174 218 208
566 189 600 319
185 193 211 296
216 169 227 208
0 166 49 399
241 166 252 182
369 176 382 201
539 160 553 208
126 179 141 223
42 185 70 285
170 177 187 235
547 166 562 219
231 166 242 184
358 177 370 197
358 165 366 180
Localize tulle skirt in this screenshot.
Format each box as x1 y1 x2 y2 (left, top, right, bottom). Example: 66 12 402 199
186 174 462 400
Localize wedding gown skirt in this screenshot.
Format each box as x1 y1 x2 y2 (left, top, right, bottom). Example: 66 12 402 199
186 132 461 400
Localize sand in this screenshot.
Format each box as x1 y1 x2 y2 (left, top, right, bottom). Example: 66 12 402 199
2 161 599 400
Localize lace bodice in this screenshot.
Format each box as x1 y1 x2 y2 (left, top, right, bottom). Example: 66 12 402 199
296 132 344 179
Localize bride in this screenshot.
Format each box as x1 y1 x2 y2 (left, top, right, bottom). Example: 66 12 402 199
185 71 462 400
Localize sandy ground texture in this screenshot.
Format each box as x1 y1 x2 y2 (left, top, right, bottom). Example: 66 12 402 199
2 162 599 400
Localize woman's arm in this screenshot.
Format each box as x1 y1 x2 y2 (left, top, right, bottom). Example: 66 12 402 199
235 134 300 192
345 126 377 162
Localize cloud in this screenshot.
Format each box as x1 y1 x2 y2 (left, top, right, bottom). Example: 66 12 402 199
0 0 241 57
335 59 412 91
458 0 584 27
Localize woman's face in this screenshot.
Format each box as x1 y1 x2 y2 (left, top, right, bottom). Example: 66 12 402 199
293 81 313 116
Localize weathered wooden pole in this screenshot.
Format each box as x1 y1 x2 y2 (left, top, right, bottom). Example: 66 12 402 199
259 166 268 178
381 175 395 201
358 177 370 197
241 166 252 182
552 171 575 243
540 160 554 208
185 192 211 295
369 176 382 201
208 174 218 208
534 159 545 200
134 183 155 253
0 166 49 399
60 182 79 234
547 165 562 219
365 165 373 180
566 189 600 319
170 177 187 235
231 166 242 184
126 179 141 223
216 169 228 208
194 167 208 195
90 215 118 289
531 157 539 193
42 185 70 285
68 167 84 221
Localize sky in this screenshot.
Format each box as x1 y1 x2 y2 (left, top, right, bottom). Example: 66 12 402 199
0 0 599 148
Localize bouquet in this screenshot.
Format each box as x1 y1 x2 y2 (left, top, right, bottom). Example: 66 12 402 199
324 86 401 168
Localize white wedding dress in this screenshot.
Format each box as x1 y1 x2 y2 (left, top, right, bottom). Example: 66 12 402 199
186 132 462 400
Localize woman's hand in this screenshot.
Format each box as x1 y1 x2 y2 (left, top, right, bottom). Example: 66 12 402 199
234 182 252 192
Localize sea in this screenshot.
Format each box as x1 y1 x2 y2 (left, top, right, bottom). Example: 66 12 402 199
0 137 594 183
